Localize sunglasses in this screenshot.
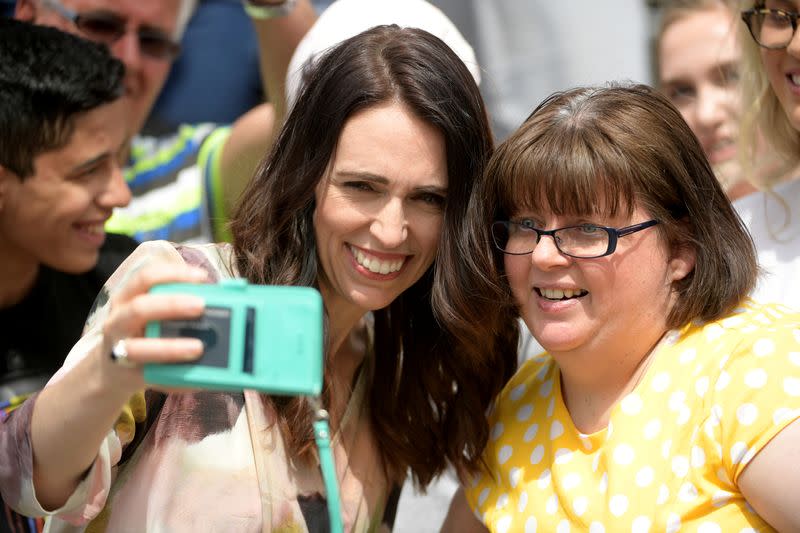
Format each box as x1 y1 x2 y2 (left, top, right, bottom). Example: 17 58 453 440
41 0 181 60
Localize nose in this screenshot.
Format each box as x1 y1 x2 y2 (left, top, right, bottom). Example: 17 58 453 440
694 86 726 131
529 233 571 269
109 30 143 73
98 162 132 210
788 26 800 58
370 197 408 248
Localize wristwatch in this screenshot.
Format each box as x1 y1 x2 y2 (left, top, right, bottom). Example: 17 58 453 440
242 0 298 19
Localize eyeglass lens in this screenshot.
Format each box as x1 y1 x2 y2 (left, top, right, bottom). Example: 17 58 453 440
76 12 179 59
748 10 796 48
492 223 609 258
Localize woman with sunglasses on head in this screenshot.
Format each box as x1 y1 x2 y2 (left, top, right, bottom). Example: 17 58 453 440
736 1 800 306
0 25 518 532
443 83 800 532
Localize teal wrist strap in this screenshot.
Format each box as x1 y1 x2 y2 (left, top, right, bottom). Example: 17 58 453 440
313 407 343 533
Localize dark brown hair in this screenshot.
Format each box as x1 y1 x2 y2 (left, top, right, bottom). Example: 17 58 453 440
231 25 518 486
479 83 757 329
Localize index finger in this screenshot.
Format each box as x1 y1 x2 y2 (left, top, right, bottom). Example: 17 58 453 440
114 263 209 305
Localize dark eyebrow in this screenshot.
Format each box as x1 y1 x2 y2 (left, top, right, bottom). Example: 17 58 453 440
68 152 112 176
335 170 448 195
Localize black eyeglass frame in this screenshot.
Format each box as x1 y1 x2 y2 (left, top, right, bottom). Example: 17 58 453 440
741 8 800 50
491 219 661 259
41 0 181 60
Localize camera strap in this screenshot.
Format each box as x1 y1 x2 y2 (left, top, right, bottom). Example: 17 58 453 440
312 405 344 533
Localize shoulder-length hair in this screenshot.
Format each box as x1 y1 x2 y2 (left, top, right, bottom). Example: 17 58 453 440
739 0 800 178
231 25 518 486
479 83 757 329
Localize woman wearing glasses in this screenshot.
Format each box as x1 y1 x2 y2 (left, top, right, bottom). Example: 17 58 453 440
442 84 800 532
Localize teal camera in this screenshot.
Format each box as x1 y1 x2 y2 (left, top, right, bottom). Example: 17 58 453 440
143 279 323 395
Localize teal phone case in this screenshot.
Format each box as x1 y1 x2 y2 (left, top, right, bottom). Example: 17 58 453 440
144 279 323 395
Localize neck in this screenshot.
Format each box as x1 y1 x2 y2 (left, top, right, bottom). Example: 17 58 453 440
0 247 40 308
558 331 666 434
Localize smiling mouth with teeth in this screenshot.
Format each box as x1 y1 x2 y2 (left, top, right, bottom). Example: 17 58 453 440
536 287 589 301
350 245 405 275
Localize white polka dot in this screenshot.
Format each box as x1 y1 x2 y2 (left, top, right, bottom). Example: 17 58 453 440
609 494 628 516
794 328 800 343
715 467 731 485
477 487 490 507
784 377 800 396
614 444 635 466
496 493 509 509
643 419 661 440
657 485 670 505
579 435 593 451
711 490 732 507
695 376 710 397
524 516 537 533
591 452 601 472
491 422 504 441
498 445 513 465
556 519 570 533
736 403 759 425
744 368 768 389
563 473 581 490
550 420 564 440
652 372 671 392
598 472 608 494
607 420 614 439
718 354 730 369
509 467 522 489
523 423 539 442
710 405 723 424
620 393 643 415
516 403 534 421
555 448 573 465
496 515 512 533
572 496 589 516
636 466 654 487
539 379 554 397
773 407 800 424
545 494 559 514
691 446 706 468
739 528 756 533
672 455 689 477
662 439 672 459
537 469 551 489
518 491 528 512
678 481 698 502
668 391 686 411
715 371 731 391
589 523 605 533
666 513 681 533
704 323 725 341
790 352 800 367
754 338 775 357
632 516 652 533
677 406 691 425
547 397 555 417
679 347 697 364
509 383 527 401
530 445 545 465
697 523 721 533
731 441 749 464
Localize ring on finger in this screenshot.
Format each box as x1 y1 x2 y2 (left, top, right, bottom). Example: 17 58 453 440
110 339 138 368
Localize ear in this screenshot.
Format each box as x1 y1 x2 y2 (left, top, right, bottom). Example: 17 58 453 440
15 0 38 22
668 240 696 283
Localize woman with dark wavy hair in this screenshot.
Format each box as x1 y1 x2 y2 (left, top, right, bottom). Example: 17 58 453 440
0 25 518 531
444 83 800 532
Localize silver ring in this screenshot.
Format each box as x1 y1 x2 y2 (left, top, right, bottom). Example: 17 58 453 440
110 339 137 368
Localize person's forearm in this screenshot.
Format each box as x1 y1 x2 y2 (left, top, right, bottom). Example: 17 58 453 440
30 341 142 511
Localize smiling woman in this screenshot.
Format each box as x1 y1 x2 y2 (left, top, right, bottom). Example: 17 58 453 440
443 83 800 532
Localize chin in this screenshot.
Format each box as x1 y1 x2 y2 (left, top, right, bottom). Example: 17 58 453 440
47 253 99 275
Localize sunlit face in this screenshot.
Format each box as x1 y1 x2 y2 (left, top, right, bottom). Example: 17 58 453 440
0 100 131 274
761 0 800 132
504 204 693 360
314 101 448 316
659 6 743 195
20 0 182 136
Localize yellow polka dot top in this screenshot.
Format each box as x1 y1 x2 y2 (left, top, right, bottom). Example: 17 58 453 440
465 301 800 532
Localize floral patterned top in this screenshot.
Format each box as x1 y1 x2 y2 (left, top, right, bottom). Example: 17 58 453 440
0 241 394 533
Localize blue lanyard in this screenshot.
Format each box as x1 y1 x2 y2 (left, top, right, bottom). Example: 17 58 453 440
311 402 343 533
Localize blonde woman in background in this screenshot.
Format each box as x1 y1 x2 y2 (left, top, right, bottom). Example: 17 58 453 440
737 0 800 306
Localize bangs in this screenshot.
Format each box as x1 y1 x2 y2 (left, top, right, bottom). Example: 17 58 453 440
492 116 638 220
